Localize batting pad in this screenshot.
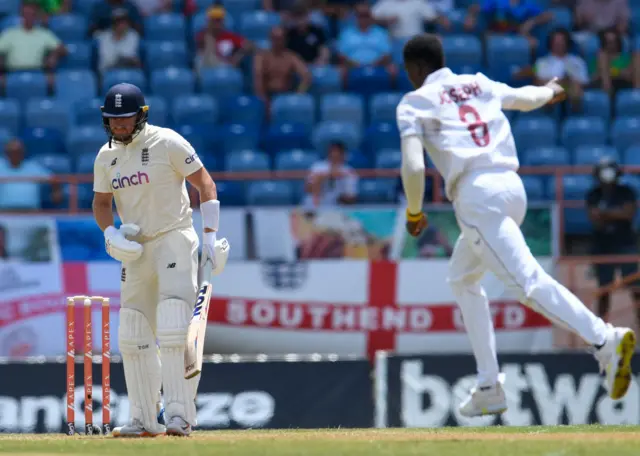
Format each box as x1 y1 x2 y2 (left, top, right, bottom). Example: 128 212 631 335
118 308 165 433
157 299 198 425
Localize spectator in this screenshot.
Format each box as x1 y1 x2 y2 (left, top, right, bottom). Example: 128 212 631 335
254 26 312 103
286 2 330 65
591 27 638 94
0 139 62 211
372 0 451 40
586 158 640 327
337 3 396 80
33 0 71 23
0 2 66 78
96 9 141 75
90 0 143 35
196 6 253 71
465 0 552 49
575 0 629 35
304 141 358 209
533 28 588 109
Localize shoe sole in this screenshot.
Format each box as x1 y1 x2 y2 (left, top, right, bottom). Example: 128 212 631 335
610 330 636 400
166 429 191 437
460 404 507 418
112 431 165 438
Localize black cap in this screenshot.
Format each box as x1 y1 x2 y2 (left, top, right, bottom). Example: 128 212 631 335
102 83 146 118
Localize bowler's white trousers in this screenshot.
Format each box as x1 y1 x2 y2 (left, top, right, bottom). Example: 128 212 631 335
447 168 608 387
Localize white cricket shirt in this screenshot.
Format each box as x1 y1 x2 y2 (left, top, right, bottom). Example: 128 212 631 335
396 67 553 200
93 123 204 239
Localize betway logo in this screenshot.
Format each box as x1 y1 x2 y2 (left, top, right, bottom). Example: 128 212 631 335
0 387 275 432
398 361 640 427
111 171 149 190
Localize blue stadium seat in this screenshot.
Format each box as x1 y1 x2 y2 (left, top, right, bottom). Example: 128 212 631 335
346 66 392 96
0 0 19 16
310 66 341 97
144 13 186 41
226 149 270 171
49 14 87 41
76 152 96 173
615 89 640 117
369 93 403 124
576 90 610 121
611 117 640 151
198 151 217 171
60 42 93 70
66 126 107 161
221 123 260 153
224 95 264 126
21 127 65 156
621 175 640 197
547 175 593 200
71 98 101 127
521 146 570 166
174 124 207 155
623 146 640 165
150 68 195 100
513 117 557 150
574 145 619 165
215 180 246 206
146 96 169 126
271 94 315 129
442 35 482 70
320 93 364 126
437 9 478 34
365 122 400 153
375 148 401 169
102 69 147 94
200 67 244 99
172 94 218 125
6 72 47 101
275 149 318 171
262 123 310 155
549 6 572 28
144 41 189 70
34 153 72 174
239 11 280 41
312 121 361 155
358 178 396 203
561 117 607 151
176 124 219 155
486 35 530 82
55 70 97 103
0 127 13 153
0 13 19 29
0 98 20 134
25 99 70 133
521 175 546 201
72 0 100 16
247 180 293 206
223 0 261 22
347 150 371 169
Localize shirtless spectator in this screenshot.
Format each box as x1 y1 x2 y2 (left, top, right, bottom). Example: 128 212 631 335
254 26 312 107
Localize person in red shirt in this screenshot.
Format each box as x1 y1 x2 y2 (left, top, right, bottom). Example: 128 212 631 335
195 6 253 71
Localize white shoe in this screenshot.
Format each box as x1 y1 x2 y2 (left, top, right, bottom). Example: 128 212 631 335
111 419 165 438
459 374 508 418
595 324 636 400
166 416 192 437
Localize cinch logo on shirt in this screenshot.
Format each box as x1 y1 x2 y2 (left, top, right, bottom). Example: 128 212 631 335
111 171 150 190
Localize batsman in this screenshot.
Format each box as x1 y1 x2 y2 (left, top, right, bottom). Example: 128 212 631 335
92 83 229 437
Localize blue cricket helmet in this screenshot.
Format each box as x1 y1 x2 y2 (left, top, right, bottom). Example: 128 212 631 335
101 83 149 144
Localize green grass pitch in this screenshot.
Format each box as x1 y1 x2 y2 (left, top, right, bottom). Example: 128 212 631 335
1 426 639 455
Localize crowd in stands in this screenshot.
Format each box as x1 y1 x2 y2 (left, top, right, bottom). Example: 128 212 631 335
0 0 639 236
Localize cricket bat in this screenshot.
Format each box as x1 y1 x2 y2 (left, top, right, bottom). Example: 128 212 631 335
184 258 213 379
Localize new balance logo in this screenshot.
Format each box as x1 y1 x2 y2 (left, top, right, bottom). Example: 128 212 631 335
115 94 122 108
167 263 176 269
121 268 126 282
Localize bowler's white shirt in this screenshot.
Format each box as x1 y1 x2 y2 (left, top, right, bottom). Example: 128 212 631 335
397 68 552 200
93 124 203 239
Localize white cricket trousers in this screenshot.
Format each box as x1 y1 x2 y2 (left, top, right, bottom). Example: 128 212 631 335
447 168 608 387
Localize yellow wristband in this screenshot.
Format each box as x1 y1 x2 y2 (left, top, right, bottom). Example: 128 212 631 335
406 210 423 222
